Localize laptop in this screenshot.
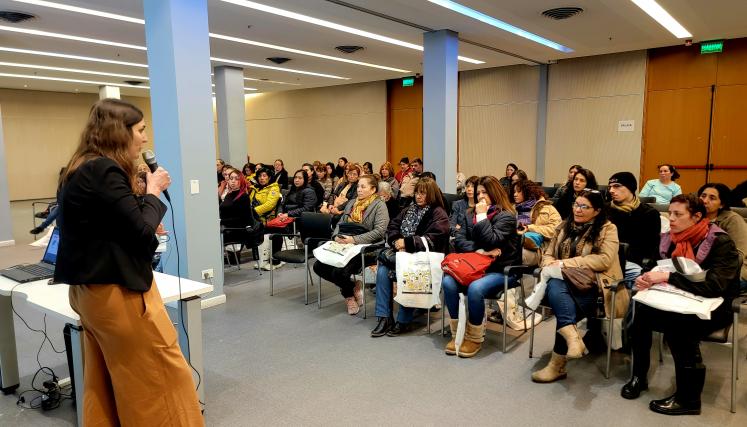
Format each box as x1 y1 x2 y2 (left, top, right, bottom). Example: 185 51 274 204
1 228 60 283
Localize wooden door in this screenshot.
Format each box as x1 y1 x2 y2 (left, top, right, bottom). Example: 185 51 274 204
387 78 422 166
709 84 747 187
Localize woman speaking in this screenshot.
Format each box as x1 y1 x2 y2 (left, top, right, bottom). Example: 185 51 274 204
54 99 203 426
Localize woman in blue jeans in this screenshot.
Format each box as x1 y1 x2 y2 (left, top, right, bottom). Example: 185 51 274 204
531 189 623 383
371 177 450 337
442 176 521 358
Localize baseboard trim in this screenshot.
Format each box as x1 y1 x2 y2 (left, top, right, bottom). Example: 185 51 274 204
201 294 226 309
0 239 15 247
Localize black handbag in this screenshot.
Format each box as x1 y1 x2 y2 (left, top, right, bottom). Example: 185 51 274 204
338 222 369 236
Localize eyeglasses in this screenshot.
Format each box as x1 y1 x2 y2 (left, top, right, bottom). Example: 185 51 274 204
572 203 592 210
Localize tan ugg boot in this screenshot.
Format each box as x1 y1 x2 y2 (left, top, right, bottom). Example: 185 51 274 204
445 320 459 355
557 324 587 359
458 322 485 358
531 352 567 383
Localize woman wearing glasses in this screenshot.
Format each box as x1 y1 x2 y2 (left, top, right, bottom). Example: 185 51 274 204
531 189 623 383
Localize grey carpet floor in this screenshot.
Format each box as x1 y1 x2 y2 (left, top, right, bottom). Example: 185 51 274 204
1 201 746 425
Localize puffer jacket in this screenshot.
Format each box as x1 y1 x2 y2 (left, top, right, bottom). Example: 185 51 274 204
250 181 281 223
454 208 522 273
281 186 317 218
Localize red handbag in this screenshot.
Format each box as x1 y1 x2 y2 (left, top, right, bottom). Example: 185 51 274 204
266 216 295 229
440 252 494 286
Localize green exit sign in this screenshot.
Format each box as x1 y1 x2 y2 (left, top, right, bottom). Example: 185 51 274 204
402 77 415 87
700 40 723 54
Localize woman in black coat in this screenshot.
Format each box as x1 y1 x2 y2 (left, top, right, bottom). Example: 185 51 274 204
371 178 451 337
271 170 317 260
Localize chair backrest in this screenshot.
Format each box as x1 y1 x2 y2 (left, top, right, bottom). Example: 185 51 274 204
639 196 656 204
650 203 670 213
597 184 608 194
553 182 563 188
442 193 461 212
542 186 557 198
299 212 332 241
732 207 747 222
618 242 629 271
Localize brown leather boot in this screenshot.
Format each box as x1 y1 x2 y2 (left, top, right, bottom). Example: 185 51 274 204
557 324 587 359
445 320 459 355
458 322 485 358
532 352 568 383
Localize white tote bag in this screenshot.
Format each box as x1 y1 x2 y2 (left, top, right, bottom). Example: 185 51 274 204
394 237 445 309
312 241 370 268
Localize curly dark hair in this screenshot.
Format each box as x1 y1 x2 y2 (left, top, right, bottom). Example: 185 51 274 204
561 189 608 251
511 179 545 203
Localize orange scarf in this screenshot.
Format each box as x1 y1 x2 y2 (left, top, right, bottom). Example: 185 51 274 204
670 220 709 260
349 194 377 223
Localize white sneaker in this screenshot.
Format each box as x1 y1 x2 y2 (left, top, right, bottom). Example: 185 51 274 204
262 261 285 271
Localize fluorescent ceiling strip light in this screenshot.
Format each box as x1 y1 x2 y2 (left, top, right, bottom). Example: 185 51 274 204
426 0 573 53
0 72 149 88
0 46 148 68
0 25 146 51
15 0 412 72
0 61 148 80
244 77 299 86
210 33 411 73
221 0 484 64
11 0 145 24
630 0 692 38
211 57 349 79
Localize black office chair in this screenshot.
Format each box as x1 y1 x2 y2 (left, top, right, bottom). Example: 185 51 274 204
639 196 656 204
442 193 461 213
650 203 670 213
220 221 264 274
542 186 557 198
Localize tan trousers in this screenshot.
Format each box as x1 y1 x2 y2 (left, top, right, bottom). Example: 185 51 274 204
69 283 204 427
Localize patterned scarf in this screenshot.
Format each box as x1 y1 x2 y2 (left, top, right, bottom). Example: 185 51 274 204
516 199 537 226
400 204 430 237
670 219 710 260
349 193 378 223
610 196 640 213
557 221 593 259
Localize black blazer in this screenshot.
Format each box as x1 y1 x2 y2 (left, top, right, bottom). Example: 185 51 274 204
54 157 167 292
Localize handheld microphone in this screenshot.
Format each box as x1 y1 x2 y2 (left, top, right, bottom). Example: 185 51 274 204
142 150 171 201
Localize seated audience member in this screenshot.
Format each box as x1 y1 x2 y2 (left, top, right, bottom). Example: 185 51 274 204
334 157 348 180
379 161 400 199
456 172 466 196
362 162 374 175
378 180 400 220
442 176 521 358
242 163 256 184
271 159 289 190
511 169 529 185
316 165 335 202
313 175 389 315
553 164 583 201
554 168 598 219
302 163 325 209
395 157 410 184
250 167 281 223
325 162 339 187
498 163 518 190
219 168 253 264
512 180 561 266
326 163 362 213
699 183 747 291
216 158 225 184
532 190 623 383
621 194 740 416
639 164 682 204
371 177 450 337
607 172 661 280
399 158 424 203
449 175 479 236
269 170 318 269
218 167 237 202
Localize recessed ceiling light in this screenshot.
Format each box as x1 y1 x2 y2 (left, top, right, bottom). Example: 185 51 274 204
0 10 36 23
211 56 349 79
630 0 692 38
11 0 144 24
220 0 485 64
0 46 148 68
0 25 146 50
426 0 573 53
0 61 148 80
0 72 150 88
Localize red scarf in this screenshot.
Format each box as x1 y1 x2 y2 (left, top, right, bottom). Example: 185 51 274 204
670 220 709 260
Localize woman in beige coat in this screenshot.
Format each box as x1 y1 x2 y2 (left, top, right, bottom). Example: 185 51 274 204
512 180 562 266
532 189 623 383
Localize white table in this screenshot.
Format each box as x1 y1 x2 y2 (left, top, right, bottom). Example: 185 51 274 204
0 272 212 426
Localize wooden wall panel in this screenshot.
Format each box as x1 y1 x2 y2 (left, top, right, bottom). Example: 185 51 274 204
387 78 423 165
711 85 747 165
549 51 646 100
716 38 747 85
647 45 717 91
459 65 538 107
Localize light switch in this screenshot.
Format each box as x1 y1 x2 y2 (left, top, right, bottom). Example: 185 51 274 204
190 180 200 194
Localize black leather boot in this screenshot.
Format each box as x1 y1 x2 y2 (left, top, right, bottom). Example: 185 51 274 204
370 317 394 337
649 364 704 415
386 321 413 337
621 376 648 400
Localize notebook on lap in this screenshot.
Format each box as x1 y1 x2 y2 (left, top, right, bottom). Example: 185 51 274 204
1 228 59 283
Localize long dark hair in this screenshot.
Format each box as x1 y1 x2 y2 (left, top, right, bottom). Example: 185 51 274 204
658 164 681 181
697 182 731 213
561 189 608 250
511 179 545 203
574 168 598 193
471 176 516 215
289 169 309 192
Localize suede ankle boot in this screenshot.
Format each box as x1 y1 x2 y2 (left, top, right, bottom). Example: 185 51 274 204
557 324 588 359
445 320 459 355
458 322 484 358
532 352 568 383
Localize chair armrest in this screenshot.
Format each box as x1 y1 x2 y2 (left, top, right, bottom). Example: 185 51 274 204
266 232 300 239
732 295 747 313
503 264 533 276
361 242 386 255
305 237 331 245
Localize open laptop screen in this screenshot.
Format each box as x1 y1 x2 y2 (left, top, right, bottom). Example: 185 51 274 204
42 228 60 265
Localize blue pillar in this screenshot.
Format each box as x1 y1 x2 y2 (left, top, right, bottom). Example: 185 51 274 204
214 66 248 167
0 106 14 246
143 0 223 298
423 30 459 193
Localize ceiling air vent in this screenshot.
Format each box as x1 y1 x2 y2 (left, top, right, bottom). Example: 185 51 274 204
124 80 144 86
266 57 291 65
0 11 36 23
335 45 364 54
541 7 583 20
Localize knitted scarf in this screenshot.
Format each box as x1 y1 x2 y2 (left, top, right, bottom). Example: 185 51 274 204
670 219 710 260
610 196 640 213
400 204 430 237
516 199 538 226
349 194 377 223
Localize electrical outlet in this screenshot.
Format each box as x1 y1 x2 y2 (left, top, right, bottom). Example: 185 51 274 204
201 269 214 279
